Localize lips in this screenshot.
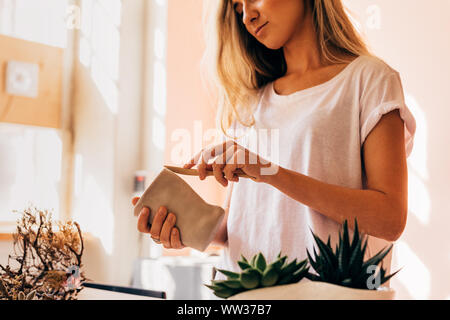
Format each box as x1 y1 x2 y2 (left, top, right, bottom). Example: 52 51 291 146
255 22 268 36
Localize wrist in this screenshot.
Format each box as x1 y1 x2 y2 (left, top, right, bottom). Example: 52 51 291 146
260 164 283 186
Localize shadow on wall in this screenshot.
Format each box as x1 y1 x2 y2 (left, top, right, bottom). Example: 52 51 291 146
81 233 110 282
70 0 140 286
71 61 140 285
390 93 448 300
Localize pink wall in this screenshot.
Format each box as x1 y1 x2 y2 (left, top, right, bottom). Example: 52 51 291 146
166 0 226 209
344 0 450 300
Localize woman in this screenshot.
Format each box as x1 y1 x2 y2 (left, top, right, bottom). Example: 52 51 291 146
134 0 416 282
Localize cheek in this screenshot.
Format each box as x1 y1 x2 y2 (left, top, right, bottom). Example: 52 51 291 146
260 24 292 50
259 1 305 45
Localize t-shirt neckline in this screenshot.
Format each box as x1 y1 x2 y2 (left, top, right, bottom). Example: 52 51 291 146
269 55 363 100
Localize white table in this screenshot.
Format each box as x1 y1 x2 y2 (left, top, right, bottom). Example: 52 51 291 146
77 287 163 300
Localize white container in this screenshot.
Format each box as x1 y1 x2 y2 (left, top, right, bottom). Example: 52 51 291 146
228 279 395 300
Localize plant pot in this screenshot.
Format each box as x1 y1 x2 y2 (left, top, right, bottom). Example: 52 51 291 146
228 279 395 300
134 168 225 252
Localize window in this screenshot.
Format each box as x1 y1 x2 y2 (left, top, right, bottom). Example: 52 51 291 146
0 123 62 221
0 0 68 48
0 0 68 222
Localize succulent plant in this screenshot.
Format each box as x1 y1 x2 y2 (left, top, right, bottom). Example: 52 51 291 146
306 219 400 290
206 252 309 299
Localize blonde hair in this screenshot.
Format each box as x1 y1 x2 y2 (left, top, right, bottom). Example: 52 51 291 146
201 0 372 138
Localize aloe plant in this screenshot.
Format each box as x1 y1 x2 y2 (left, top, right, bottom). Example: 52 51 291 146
206 252 309 299
307 219 400 290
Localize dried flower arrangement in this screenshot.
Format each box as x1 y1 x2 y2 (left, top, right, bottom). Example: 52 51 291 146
0 206 86 300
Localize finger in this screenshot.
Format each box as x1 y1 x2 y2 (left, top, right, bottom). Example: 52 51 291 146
223 144 239 181
211 140 237 162
185 144 219 171
149 206 168 239
212 160 227 187
186 141 236 170
160 212 177 248
197 152 209 180
136 207 150 233
151 237 161 244
170 227 185 249
202 143 230 176
132 197 140 206
184 149 204 169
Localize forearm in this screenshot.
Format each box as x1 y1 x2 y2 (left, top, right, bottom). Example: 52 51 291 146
263 167 404 242
211 183 233 247
211 208 228 247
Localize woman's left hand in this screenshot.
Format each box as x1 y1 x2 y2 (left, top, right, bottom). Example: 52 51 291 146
183 140 279 186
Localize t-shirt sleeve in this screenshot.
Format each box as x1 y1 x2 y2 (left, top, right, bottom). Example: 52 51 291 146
360 71 416 158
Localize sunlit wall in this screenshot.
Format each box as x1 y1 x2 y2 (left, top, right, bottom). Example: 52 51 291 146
345 0 450 300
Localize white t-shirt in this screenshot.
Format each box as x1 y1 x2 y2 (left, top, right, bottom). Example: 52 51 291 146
215 55 416 281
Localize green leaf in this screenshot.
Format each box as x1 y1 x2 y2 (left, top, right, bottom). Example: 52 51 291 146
380 268 401 286
222 279 242 289
255 253 267 272
292 266 309 283
341 278 352 287
204 284 224 292
268 256 286 272
311 232 338 269
278 256 287 269
212 287 237 299
250 254 257 268
349 237 367 276
277 273 294 285
350 218 360 253
280 258 298 276
362 244 393 270
339 220 350 274
297 258 308 268
261 266 279 287
213 291 231 299
238 260 252 271
306 249 319 271
216 269 239 279
240 268 261 289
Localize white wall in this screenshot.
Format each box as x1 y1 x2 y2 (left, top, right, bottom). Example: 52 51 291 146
344 0 450 299
70 0 145 285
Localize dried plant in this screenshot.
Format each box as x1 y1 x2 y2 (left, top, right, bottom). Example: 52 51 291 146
0 206 86 300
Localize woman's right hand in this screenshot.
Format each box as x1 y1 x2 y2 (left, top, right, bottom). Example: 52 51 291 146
132 197 185 249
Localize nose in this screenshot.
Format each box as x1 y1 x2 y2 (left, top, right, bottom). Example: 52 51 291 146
242 2 259 27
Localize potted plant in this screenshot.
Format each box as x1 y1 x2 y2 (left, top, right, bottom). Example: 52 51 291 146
205 219 398 300
206 252 309 299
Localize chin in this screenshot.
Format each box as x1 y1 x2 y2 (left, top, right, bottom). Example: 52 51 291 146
261 40 283 51
257 35 286 50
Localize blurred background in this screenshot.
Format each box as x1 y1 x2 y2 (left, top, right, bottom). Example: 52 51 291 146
0 0 448 300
